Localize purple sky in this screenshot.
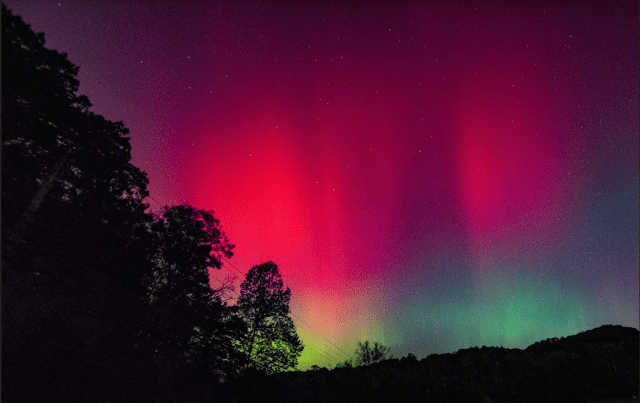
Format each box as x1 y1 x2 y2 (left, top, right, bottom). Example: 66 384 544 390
6 0 638 369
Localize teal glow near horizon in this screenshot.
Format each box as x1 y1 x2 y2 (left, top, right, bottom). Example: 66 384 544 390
6 0 637 370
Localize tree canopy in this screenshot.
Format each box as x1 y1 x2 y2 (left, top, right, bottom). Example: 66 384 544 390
236 261 304 373
1 4 242 398
2 3 151 292
2 4 305 398
354 340 393 366
142 205 241 376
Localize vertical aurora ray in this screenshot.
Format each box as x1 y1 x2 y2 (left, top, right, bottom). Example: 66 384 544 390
5 0 636 370
453 23 576 273
448 5 597 349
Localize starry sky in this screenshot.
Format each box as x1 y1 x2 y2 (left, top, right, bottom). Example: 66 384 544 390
7 0 638 369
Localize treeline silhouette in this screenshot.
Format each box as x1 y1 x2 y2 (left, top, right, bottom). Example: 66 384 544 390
2 4 301 402
3 4 638 403
220 325 639 403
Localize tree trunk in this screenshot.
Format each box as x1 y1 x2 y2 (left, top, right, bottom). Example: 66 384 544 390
6 148 72 255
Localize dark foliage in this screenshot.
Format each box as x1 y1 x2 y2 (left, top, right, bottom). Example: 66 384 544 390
142 205 243 381
2 5 244 401
218 324 640 403
2 5 180 401
2 2 151 294
354 340 394 366
236 261 304 374
3 5 637 402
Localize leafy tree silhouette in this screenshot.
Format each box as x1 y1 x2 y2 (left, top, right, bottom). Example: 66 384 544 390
143 205 242 381
334 358 354 369
2 2 151 294
2 4 242 399
353 340 393 366
2 4 180 401
145 205 234 309
235 261 304 374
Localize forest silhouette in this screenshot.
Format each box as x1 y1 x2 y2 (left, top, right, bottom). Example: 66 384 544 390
2 4 638 402
2 4 300 400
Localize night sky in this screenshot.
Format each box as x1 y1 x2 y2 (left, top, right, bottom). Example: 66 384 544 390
7 1 638 370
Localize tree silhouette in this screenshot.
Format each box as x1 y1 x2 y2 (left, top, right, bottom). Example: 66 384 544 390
1 5 174 400
218 325 639 403
334 358 354 369
145 205 234 307
142 205 241 380
2 4 255 398
2 3 151 294
236 261 304 373
354 340 393 366
2 2 91 238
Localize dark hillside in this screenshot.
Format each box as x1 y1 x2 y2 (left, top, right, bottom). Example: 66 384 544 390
526 324 639 351
218 325 639 403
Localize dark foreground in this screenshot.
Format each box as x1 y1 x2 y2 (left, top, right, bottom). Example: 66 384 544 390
217 325 639 403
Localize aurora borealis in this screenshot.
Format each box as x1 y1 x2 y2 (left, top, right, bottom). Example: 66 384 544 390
7 1 638 370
